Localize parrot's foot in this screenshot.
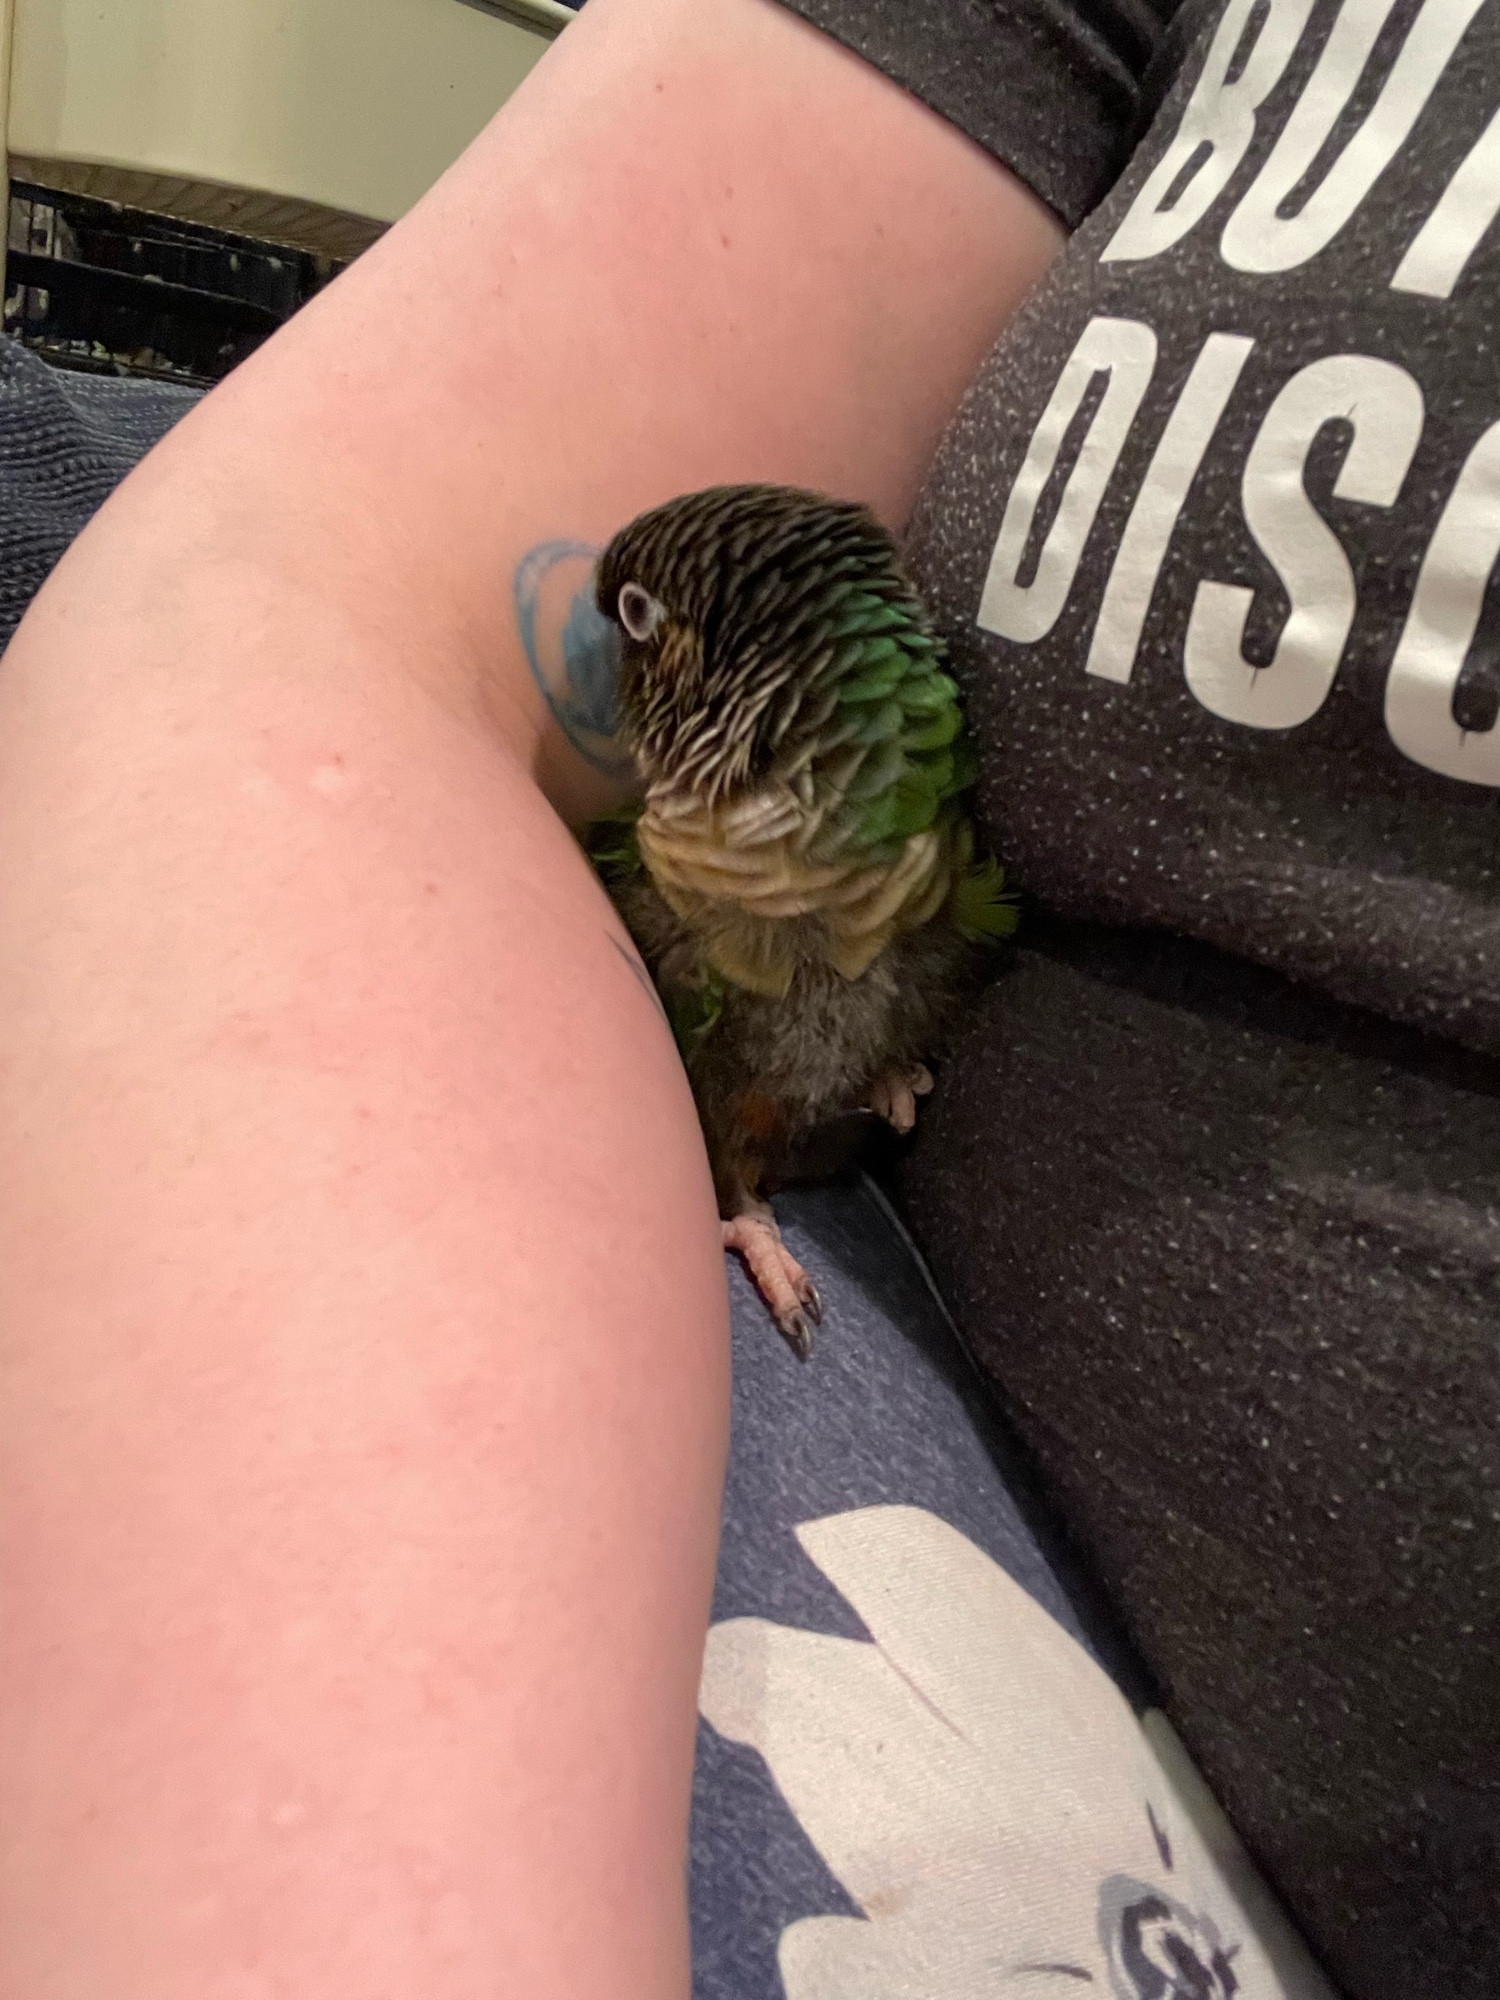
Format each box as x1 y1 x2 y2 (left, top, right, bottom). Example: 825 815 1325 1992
722 1212 823 1362
867 1063 934 1135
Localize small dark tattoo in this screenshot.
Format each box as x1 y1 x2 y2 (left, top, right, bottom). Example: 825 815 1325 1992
514 540 634 778
610 933 670 1026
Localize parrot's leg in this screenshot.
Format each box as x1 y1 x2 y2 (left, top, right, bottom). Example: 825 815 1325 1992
721 1204 823 1362
866 1062 934 1135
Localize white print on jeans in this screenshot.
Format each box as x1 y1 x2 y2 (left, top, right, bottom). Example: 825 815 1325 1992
699 1506 1336 1999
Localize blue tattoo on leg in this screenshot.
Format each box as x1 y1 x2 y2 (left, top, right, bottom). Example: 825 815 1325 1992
514 540 634 779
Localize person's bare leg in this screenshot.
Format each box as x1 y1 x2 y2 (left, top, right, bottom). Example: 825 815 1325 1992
0 0 1063 1993
0 637 727 2000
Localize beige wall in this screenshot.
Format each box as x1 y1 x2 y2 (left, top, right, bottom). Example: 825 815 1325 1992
6 0 565 239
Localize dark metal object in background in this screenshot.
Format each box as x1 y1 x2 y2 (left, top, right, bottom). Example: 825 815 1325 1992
455 0 581 22
4 183 348 387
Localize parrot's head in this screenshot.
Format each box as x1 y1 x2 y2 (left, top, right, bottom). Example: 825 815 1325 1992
596 483 917 804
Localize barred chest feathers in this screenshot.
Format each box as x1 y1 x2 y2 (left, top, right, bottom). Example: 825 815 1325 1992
636 777 968 996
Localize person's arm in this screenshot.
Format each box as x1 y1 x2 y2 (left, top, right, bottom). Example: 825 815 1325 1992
0 1 1062 1994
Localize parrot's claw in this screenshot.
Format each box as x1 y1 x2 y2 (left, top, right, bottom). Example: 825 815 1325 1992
722 1213 822 1361
867 1062 935 1135
781 1309 814 1364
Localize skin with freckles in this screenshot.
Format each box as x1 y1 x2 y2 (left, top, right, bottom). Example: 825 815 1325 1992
0 0 1062 1993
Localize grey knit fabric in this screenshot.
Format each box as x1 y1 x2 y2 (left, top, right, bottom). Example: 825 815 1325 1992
0 342 200 654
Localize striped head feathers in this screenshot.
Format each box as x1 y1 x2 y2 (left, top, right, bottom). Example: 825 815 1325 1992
595 484 939 809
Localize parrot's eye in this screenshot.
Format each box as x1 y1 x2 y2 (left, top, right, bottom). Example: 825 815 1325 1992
617 582 665 643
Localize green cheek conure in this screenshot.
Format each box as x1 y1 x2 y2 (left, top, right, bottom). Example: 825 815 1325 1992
590 484 1015 1359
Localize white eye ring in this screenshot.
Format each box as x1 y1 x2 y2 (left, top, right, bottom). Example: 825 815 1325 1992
618 582 665 643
